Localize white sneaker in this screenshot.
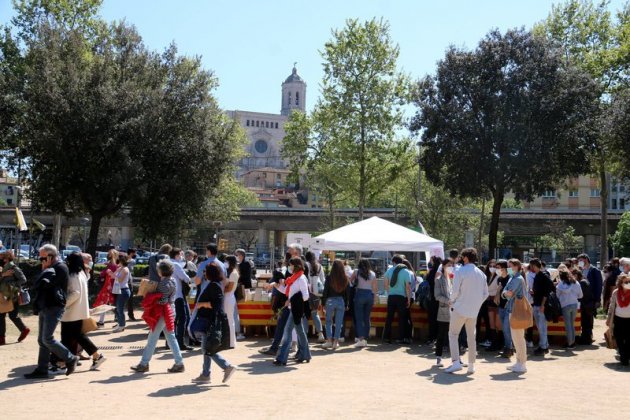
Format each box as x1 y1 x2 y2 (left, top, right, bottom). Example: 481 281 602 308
467 364 475 374
332 341 339 350
526 341 534 348
444 361 463 374
506 364 518 371
511 363 527 373
436 357 443 367
354 339 367 348
236 334 246 341
338 337 345 343
112 325 125 333
317 332 326 343
322 341 333 349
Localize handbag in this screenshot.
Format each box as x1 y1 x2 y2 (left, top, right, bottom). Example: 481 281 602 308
235 284 245 302
18 288 31 306
189 316 210 340
510 278 533 330
204 311 230 355
137 278 158 297
111 279 122 295
604 328 617 349
308 295 321 311
0 293 14 314
82 317 98 334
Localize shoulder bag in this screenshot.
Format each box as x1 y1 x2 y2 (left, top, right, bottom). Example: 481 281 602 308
510 278 533 330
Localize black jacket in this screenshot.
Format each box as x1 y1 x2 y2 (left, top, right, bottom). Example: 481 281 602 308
197 280 224 324
532 271 554 307
238 260 253 289
31 261 69 314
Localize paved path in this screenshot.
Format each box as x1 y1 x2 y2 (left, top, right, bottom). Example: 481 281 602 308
0 315 626 419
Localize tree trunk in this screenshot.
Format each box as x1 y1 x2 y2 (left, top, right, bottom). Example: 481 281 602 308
358 145 366 220
599 166 608 263
488 191 504 258
86 214 102 257
328 190 336 231
477 198 486 256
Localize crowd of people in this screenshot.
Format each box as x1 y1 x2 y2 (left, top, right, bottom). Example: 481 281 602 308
1 242 629 383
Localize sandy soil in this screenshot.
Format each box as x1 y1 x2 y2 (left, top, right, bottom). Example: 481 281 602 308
0 314 626 420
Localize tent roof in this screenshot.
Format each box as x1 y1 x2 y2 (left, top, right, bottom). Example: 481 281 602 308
311 216 444 257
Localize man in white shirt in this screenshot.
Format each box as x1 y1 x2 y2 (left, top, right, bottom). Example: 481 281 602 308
444 248 489 375
169 248 192 351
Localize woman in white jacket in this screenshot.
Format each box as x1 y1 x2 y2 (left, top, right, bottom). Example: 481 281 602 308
555 269 583 349
224 255 239 349
61 252 106 371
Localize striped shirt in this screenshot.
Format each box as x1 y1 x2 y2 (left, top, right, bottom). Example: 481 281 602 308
157 276 176 305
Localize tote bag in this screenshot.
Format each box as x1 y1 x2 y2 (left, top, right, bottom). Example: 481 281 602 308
510 278 533 330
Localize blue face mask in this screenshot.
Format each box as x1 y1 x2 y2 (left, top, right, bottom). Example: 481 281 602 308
507 268 514 276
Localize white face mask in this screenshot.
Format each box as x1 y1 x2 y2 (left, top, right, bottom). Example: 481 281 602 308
88 262 94 269
224 262 230 270
287 266 293 274
578 261 585 268
624 283 630 291
489 267 496 274
237 256 244 264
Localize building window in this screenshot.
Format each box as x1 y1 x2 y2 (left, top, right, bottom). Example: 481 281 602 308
612 199 618 209
590 188 600 197
6 198 12 205
275 122 278 129
265 121 269 128
296 92 300 105
542 190 556 198
288 92 292 106
255 120 259 127
254 139 268 154
246 120 250 127
569 189 579 197
621 198 626 209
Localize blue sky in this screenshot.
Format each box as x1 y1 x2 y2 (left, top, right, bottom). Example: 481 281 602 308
1 0 626 114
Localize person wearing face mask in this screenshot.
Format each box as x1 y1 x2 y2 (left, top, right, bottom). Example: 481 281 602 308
477 260 498 349
169 248 192 351
495 260 513 358
620 257 630 275
502 258 528 373
0 251 30 345
433 259 452 367
234 249 251 341
606 273 630 369
529 258 554 356
25 245 79 379
444 248 489 375
576 254 602 345
602 262 617 312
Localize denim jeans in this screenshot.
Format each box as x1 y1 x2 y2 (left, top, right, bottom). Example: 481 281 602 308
175 297 191 346
277 314 311 363
325 296 345 340
201 333 231 376
140 315 183 366
562 303 578 345
37 306 73 371
354 289 374 339
234 303 241 336
533 306 548 349
270 307 290 351
311 307 323 333
499 307 512 350
116 289 131 327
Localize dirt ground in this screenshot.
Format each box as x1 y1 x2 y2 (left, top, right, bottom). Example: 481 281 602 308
0 314 626 420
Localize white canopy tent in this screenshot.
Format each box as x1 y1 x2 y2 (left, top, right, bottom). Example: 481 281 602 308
310 216 444 259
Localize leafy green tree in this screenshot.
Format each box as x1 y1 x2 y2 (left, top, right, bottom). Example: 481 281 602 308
317 18 411 220
608 87 630 179
20 20 244 255
539 225 584 260
536 0 629 263
411 28 600 257
612 211 630 256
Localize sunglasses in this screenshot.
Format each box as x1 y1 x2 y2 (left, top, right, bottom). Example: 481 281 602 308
39 255 51 262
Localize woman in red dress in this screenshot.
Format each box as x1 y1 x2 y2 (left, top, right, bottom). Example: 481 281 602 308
93 249 119 328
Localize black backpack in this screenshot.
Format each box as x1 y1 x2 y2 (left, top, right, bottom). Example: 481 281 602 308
544 276 562 323
389 264 406 288
415 280 431 310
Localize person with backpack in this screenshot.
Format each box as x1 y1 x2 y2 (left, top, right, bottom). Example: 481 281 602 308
350 258 378 348
383 255 413 345
0 250 30 345
422 256 441 345
556 269 583 349
305 251 325 343
529 258 554 357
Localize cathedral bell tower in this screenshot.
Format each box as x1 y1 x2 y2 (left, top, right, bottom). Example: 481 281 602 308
280 64 306 116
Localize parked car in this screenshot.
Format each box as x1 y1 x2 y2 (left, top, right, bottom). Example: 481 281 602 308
95 251 108 264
